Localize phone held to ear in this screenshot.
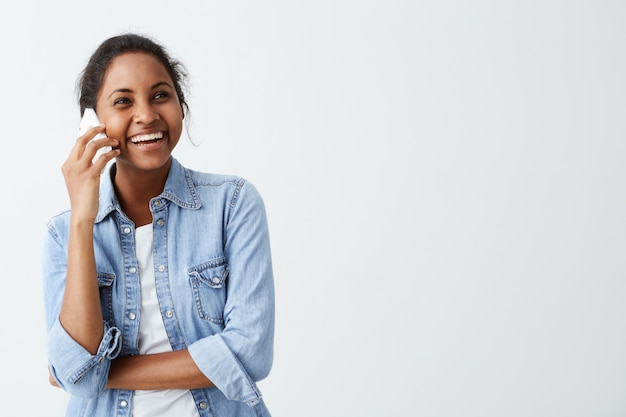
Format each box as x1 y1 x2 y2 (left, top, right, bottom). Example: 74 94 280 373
79 108 112 164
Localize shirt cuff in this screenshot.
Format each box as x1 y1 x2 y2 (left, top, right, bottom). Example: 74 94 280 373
188 333 262 406
48 318 121 392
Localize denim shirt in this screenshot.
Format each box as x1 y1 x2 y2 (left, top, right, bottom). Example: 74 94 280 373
42 158 274 417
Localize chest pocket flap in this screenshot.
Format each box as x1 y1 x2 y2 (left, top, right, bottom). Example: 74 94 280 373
188 257 229 324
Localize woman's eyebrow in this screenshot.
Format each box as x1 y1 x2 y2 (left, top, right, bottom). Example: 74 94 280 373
108 88 132 99
151 81 174 90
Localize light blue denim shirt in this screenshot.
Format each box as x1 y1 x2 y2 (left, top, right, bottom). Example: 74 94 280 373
42 157 274 417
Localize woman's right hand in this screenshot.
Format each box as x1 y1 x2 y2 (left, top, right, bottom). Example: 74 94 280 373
61 125 119 223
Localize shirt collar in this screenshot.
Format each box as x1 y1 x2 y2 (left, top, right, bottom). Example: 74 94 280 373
95 157 201 223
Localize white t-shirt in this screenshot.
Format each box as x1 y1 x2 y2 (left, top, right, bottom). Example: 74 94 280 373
132 224 199 417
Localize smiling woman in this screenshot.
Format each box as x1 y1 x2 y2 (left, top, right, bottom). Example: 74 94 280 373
41 33 275 417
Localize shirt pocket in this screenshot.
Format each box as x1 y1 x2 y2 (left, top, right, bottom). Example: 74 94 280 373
188 257 229 324
97 272 116 324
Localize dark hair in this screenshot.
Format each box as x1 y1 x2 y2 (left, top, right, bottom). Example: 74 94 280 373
76 33 189 117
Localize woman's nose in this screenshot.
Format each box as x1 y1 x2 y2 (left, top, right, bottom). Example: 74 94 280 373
133 102 160 124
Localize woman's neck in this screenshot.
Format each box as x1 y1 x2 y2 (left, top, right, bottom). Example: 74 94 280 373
112 160 171 226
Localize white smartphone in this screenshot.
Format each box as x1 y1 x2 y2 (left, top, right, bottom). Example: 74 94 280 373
79 108 112 163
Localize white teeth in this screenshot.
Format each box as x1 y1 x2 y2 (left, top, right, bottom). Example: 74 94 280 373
130 132 164 143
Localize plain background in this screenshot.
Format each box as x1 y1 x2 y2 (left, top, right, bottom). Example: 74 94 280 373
1 1 625 416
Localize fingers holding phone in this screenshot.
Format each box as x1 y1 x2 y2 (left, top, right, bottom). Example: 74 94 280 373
78 108 118 166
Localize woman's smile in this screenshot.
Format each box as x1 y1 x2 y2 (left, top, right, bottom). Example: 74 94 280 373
129 131 164 144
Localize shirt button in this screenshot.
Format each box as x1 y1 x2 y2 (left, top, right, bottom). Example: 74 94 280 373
120 400 128 408
199 402 207 409
154 200 161 206
129 267 137 274
128 312 136 320
158 265 165 272
157 219 164 226
166 310 173 318
212 277 221 285
123 227 131 234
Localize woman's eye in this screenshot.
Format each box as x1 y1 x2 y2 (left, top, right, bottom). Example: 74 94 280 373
154 91 170 100
113 97 131 106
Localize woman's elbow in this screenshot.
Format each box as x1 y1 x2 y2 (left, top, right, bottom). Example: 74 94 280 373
244 340 273 382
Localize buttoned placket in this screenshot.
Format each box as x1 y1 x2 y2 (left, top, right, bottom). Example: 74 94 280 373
151 198 187 350
115 219 138 417
119 219 141 358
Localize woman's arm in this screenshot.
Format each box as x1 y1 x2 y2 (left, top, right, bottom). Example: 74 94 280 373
59 218 103 354
107 350 215 390
59 126 119 354
186 180 274 403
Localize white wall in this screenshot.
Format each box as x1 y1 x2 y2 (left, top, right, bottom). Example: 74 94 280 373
1 1 625 416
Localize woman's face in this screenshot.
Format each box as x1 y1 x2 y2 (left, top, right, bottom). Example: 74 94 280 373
95 51 184 174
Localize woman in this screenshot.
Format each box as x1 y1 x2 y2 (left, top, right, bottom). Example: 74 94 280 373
42 33 275 417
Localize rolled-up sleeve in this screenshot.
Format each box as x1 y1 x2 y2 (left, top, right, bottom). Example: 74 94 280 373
42 220 122 398
47 319 121 397
188 180 275 405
